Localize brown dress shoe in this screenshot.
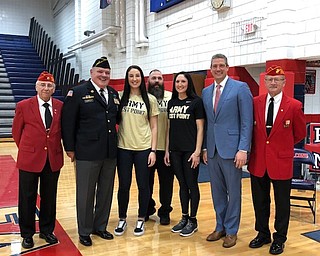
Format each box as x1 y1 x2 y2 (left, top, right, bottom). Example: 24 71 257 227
223 234 237 248
206 230 226 241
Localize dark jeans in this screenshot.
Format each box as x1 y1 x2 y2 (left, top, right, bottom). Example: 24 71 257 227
170 151 200 217
117 148 150 219
148 150 174 216
19 160 60 238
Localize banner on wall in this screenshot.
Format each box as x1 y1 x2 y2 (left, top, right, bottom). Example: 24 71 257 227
150 0 185 12
305 70 316 94
100 0 112 9
305 123 320 170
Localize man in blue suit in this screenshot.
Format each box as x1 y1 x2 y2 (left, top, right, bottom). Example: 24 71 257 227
202 54 253 248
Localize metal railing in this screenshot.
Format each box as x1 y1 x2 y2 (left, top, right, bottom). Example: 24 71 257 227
28 17 79 96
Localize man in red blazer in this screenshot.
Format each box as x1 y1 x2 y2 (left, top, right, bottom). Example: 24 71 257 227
248 65 306 255
12 71 63 249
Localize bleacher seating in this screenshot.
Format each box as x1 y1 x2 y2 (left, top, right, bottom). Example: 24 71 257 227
0 33 62 138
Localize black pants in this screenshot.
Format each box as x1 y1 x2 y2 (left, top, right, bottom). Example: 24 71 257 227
117 148 150 219
250 172 291 243
19 160 60 238
147 150 174 216
170 151 200 217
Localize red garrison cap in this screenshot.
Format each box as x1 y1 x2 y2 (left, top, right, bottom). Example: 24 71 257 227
37 71 55 83
266 65 285 76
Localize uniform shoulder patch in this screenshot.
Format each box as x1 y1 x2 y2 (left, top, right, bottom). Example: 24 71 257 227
67 90 73 97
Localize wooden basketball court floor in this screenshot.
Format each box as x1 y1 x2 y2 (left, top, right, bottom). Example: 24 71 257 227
0 140 319 256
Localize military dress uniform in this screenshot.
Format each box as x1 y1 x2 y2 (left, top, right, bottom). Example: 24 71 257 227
62 79 120 240
62 81 119 160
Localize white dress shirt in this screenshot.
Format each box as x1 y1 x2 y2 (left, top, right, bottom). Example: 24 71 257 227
265 92 282 123
37 95 53 128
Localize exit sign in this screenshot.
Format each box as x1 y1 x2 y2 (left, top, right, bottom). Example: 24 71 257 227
244 23 257 34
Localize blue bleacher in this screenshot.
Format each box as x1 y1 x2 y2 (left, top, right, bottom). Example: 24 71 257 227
0 33 63 137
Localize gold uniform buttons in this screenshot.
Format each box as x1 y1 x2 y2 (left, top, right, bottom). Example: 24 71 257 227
266 141 270 144
44 147 48 150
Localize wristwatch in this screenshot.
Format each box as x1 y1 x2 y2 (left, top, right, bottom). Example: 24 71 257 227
150 149 157 153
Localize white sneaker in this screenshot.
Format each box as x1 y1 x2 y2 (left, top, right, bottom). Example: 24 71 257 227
114 219 127 236
133 220 145 236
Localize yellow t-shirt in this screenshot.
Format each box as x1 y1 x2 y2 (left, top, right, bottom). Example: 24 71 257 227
118 93 160 150
157 90 172 151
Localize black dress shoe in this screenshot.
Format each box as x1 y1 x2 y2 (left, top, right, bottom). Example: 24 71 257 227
249 236 271 248
39 233 58 244
92 230 114 240
269 242 284 255
79 235 92 246
22 237 34 249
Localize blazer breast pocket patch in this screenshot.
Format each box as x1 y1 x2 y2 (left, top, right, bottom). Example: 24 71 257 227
284 120 291 128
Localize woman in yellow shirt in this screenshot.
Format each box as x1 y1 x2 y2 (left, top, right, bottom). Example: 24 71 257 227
115 65 159 236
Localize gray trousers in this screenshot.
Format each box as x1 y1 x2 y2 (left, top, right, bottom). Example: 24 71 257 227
75 158 116 236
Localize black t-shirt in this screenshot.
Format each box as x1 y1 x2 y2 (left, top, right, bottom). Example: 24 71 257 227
167 96 205 152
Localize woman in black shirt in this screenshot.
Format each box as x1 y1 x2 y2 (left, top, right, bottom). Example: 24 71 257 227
164 71 205 237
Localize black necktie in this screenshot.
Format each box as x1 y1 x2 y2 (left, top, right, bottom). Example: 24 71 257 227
266 97 274 136
99 88 107 104
43 103 52 130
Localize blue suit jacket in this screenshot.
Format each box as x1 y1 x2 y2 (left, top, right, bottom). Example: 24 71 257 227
202 78 253 159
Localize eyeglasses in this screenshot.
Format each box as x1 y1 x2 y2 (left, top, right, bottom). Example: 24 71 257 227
38 83 55 89
264 78 285 83
211 64 227 69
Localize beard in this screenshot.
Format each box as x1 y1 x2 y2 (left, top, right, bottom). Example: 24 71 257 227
148 82 164 100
